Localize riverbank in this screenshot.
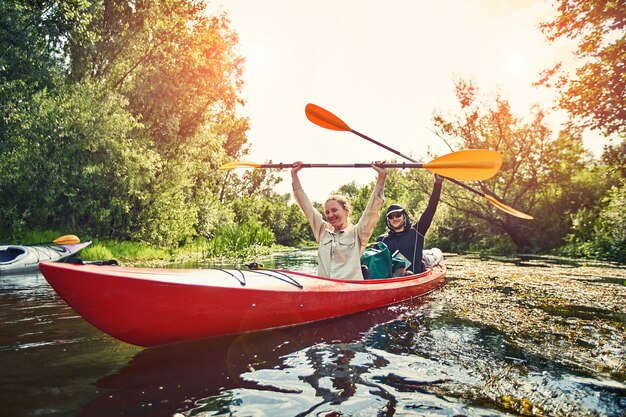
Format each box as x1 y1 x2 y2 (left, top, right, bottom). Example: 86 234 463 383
80 240 298 267
11 228 291 267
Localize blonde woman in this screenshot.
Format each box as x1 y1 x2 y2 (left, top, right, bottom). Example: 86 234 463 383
291 162 386 280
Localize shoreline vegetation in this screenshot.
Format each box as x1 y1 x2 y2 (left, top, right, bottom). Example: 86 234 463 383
17 230 624 269
16 230 317 268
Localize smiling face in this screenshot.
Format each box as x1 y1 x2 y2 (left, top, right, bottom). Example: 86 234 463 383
324 198 350 232
387 210 406 232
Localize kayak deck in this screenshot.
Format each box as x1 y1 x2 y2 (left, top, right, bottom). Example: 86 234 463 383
39 262 446 347
0 242 92 275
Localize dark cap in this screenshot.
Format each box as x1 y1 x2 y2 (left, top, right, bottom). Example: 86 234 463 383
386 204 405 215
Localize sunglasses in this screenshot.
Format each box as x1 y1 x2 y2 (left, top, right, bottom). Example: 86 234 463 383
387 212 403 220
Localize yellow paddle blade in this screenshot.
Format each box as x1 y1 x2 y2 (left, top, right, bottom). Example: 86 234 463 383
52 234 81 245
424 149 502 180
305 103 351 131
484 195 533 219
219 161 263 170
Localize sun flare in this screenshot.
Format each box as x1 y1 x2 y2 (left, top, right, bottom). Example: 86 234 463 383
240 43 267 68
504 53 529 75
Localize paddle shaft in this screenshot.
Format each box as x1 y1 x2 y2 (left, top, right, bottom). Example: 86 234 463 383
222 150 501 180
252 162 427 169
351 129 487 195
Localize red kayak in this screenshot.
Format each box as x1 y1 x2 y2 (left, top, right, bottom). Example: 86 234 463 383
39 262 446 347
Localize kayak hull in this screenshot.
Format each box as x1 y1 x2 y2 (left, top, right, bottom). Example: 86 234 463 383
39 262 446 347
0 242 92 275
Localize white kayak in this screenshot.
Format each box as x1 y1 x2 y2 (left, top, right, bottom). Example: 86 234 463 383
0 241 92 275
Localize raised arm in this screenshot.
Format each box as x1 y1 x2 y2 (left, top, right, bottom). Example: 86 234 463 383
355 162 387 252
291 162 325 242
416 174 444 235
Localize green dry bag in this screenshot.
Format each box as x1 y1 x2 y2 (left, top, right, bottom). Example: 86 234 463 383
360 242 392 279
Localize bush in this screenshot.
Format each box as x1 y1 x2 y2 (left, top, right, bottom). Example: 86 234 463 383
593 186 626 262
562 184 626 263
81 243 114 261
204 222 275 258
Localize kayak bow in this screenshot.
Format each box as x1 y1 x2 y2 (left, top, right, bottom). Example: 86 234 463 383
0 241 92 275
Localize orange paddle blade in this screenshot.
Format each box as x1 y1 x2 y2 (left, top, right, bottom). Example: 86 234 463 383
52 234 81 245
305 103 351 131
424 149 502 180
484 195 533 219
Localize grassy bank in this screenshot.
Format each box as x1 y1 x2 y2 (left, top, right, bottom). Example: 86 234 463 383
16 228 288 266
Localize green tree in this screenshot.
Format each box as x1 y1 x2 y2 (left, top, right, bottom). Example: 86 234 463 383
537 1 626 262
256 194 313 246
0 82 155 240
0 1 94 141
592 185 626 262
68 1 246 156
562 139 626 262
601 139 626 181
0 1 93 89
1 1 96 239
537 0 626 136
430 79 590 252
0 1 253 247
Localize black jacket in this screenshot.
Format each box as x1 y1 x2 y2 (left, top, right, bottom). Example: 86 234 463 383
378 180 442 273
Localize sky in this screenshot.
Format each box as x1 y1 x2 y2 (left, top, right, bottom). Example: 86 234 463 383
211 0 608 203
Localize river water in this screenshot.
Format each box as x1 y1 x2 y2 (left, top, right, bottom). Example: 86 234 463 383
0 250 624 416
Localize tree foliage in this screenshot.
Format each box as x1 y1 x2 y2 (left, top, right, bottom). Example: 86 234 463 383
430 79 592 252
564 183 626 263
537 0 626 136
0 82 154 239
0 1 93 141
560 139 626 262
78 1 246 156
0 0 266 247
534 0 626 262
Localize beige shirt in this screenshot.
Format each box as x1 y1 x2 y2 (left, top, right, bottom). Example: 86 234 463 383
293 182 385 280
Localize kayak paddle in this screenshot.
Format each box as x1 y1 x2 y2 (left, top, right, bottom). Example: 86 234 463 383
220 149 502 181
305 103 533 219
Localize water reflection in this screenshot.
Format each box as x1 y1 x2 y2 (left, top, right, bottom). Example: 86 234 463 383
186 310 624 417
184 303 511 417
80 298 430 416
0 272 140 417
179 304 625 417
